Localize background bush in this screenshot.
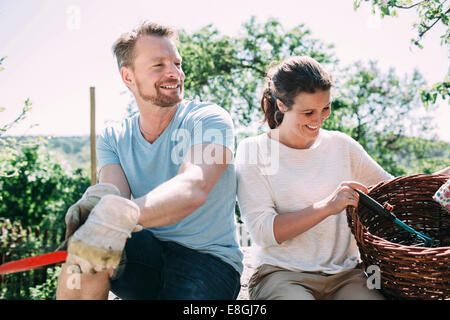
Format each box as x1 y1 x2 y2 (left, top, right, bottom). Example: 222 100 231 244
0 142 90 299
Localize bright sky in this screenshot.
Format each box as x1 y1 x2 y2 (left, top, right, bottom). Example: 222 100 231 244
0 0 449 141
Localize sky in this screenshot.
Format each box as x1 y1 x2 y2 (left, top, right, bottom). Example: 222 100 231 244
0 0 449 141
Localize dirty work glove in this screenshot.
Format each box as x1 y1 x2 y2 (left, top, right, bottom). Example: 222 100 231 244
64 183 121 239
66 194 141 274
56 183 121 251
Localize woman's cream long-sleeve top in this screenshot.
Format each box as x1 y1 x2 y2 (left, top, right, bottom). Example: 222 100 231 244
235 129 392 274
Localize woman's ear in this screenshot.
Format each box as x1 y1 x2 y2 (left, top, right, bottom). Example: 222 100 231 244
276 99 287 113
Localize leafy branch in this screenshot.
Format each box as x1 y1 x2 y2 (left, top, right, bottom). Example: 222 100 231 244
354 0 449 47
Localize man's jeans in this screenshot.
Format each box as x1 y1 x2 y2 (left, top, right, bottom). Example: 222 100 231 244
110 229 241 300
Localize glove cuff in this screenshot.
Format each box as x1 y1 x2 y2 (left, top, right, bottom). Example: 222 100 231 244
92 195 140 231
84 183 121 199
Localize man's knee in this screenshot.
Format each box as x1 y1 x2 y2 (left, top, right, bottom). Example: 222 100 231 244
56 263 113 300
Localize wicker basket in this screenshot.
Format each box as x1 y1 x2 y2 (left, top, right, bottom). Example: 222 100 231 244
346 174 450 300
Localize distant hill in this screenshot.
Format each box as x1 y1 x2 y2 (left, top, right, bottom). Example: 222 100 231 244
45 136 91 171
2 135 91 172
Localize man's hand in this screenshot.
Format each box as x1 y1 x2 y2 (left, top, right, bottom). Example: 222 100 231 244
66 195 141 274
57 183 121 251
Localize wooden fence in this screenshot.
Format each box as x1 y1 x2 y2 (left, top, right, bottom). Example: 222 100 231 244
236 223 252 247
0 219 62 299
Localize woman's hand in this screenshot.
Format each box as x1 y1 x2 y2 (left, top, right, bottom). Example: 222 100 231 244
433 166 450 176
317 181 369 216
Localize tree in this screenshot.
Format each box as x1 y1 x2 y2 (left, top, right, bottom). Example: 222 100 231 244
0 56 36 178
123 17 448 219
0 56 34 136
326 61 438 175
353 0 449 47
179 17 337 133
0 144 90 228
0 56 90 299
353 0 450 108
179 17 444 176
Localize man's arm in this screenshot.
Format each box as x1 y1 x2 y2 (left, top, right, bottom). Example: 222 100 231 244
98 164 132 199
99 144 232 228
133 143 232 228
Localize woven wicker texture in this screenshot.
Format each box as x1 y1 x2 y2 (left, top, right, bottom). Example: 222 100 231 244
346 174 450 300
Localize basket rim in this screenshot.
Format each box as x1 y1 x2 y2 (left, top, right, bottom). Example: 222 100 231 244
346 173 450 255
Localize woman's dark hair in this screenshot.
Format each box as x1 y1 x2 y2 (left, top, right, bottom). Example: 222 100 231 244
261 56 334 129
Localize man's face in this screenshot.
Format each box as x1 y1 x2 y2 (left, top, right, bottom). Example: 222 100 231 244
127 35 185 108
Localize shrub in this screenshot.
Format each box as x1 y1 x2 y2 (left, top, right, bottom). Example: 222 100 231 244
0 143 90 299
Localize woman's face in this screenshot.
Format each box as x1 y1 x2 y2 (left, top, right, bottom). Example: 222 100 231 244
277 89 331 147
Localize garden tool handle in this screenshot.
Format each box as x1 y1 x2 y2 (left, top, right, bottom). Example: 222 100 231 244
355 189 396 221
355 189 436 247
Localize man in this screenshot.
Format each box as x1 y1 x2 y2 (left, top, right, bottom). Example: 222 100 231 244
56 21 243 300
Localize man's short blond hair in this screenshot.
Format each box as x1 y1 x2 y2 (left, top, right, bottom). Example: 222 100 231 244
112 21 178 71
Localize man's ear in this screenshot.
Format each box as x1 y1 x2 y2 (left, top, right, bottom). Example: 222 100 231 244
120 66 134 90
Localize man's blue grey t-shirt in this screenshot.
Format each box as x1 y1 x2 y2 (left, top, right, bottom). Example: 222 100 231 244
96 100 243 275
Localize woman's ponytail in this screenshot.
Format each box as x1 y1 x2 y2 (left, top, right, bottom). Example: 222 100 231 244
260 79 284 129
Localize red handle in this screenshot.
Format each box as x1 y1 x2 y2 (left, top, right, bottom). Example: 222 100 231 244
0 251 68 275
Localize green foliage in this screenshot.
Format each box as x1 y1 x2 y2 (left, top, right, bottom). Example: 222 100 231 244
41 136 91 172
0 217 61 300
420 77 450 109
0 218 29 262
0 143 90 228
0 56 5 72
353 0 450 108
324 61 433 176
394 135 450 174
179 17 336 131
0 58 34 137
353 0 450 46
0 143 89 299
0 57 39 180
0 56 90 299
178 17 444 177
29 266 61 300
0 98 32 137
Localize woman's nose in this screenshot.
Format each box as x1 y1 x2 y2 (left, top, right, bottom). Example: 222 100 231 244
311 113 322 125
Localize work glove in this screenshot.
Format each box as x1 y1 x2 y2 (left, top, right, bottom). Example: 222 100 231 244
66 194 141 274
56 183 121 251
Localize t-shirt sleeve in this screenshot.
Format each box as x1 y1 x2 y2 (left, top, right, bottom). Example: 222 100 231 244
235 138 279 247
190 104 235 153
348 136 393 187
96 128 120 173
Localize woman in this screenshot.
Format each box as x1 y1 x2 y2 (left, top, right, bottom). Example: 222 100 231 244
235 56 449 300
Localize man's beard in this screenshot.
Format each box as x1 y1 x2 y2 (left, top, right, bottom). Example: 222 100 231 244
136 80 184 108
